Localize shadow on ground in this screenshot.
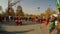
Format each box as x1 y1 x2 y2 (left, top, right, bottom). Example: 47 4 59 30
0 28 34 34
0 21 40 26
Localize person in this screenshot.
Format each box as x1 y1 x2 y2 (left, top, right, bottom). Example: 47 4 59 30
48 19 53 34
25 17 28 21
29 17 32 21
56 14 60 34
51 16 56 31
15 16 22 25
39 16 43 24
45 16 49 27
2 16 4 22
55 20 58 28
10 16 13 21
32 16 36 23
6 15 9 22
0 15 2 22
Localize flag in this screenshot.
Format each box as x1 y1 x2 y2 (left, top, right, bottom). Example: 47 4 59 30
57 0 60 4
56 0 60 13
56 0 60 7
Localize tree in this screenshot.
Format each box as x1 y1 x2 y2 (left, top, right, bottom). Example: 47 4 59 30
9 8 15 16
40 13 45 17
6 0 21 16
5 8 15 16
2 12 6 16
15 6 24 16
45 8 53 17
0 6 4 16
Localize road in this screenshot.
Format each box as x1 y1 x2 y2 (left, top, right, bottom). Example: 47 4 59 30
0 21 57 34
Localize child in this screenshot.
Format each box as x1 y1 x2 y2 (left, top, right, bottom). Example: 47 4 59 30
48 19 53 34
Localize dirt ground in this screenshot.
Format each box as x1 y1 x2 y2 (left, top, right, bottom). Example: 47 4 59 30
2 23 57 34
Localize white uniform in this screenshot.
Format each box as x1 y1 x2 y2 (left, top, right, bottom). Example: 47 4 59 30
55 20 58 26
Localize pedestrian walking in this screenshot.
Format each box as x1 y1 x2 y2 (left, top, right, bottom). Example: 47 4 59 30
39 16 43 24
56 14 60 34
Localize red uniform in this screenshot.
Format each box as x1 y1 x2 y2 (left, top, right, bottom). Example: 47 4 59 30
15 20 22 25
32 17 36 23
45 16 49 27
15 16 22 25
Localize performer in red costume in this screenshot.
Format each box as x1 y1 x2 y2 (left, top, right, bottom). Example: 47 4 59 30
32 16 36 23
45 16 49 27
15 16 22 25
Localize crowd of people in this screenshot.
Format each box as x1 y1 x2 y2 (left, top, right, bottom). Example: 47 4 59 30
0 15 44 24
46 14 60 34
0 14 60 34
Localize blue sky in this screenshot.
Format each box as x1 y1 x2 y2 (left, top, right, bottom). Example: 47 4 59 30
0 0 56 15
